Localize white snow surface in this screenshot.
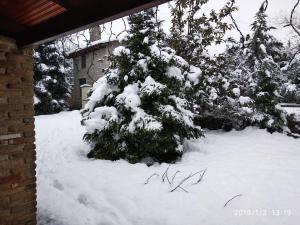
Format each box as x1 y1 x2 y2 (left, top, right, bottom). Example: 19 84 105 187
84 106 119 134
137 59 148 72
67 37 118 55
232 87 241 97
127 108 162 133
116 83 141 111
140 76 166 96
239 96 253 105
286 84 297 92
113 46 131 56
278 105 300 121
166 66 184 81
83 76 112 114
34 96 41 105
36 111 300 225
187 66 201 85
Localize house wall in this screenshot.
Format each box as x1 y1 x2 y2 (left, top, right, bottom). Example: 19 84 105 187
0 35 37 225
72 41 119 109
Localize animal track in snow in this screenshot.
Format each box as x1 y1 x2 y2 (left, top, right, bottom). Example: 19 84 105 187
53 179 64 191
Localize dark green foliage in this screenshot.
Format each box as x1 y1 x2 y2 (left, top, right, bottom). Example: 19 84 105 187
215 1 300 136
168 0 249 131
280 43 300 103
168 0 236 66
82 9 203 164
33 41 71 115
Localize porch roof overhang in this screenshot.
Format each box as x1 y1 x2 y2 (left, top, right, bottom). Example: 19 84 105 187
0 0 169 47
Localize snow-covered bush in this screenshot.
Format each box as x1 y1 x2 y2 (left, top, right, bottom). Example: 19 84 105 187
167 0 249 131
33 41 71 115
168 0 236 66
191 54 253 131
82 9 203 164
238 2 289 133
215 2 300 136
190 1 300 136
280 46 300 104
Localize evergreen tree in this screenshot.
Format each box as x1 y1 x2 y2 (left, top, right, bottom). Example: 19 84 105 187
194 50 254 131
219 1 300 136
82 8 203 164
243 2 285 132
168 0 238 130
33 41 71 115
217 39 256 130
280 43 300 103
168 0 236 66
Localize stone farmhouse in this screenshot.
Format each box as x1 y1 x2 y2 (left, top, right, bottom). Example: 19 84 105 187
68 28 119 109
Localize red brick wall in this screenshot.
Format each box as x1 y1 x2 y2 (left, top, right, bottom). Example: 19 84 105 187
0 35 37 225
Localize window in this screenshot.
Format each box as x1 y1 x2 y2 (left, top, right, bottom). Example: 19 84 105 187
79 78 86 86
81 55 86 68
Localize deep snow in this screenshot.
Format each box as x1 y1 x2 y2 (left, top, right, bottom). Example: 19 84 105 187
36 110 300 225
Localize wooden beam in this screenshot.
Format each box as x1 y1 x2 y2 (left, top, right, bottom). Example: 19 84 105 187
50 0 77 9
13 0 170 47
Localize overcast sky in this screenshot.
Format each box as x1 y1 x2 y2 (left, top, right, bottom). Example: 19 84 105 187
80 0 300 54
159 0 299 39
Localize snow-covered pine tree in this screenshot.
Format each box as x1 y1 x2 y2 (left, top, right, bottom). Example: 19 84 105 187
168 0 236 66
33 41 71 115
168 0 240 130
280 42 300 103
193 49 254 131
82 8 203 164
243 2 286 132
279 43 300 136
209 39 256 130
219 1 300 136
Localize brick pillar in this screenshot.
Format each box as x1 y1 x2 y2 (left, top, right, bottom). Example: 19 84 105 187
0 36 37 225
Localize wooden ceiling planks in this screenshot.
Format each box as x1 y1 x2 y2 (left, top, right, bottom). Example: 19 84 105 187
15 1 65 26
0 0 66 27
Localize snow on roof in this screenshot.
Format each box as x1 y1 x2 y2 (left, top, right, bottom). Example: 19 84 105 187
87 38 118 48
67 38 119 58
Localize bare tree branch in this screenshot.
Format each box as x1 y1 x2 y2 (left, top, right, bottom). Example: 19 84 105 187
289 49 300 65
285 0 300 37
162 165 171 185
144 173 159 184
116 18 128 40
224 194 242 207
179 186 189 193
192 168 207 185
228 1 245 46
170 171 202 192
171 170 181 184
263 0 269 12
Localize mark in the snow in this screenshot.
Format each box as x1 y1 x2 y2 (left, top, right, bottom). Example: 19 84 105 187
77 193 94 207
53 180 64 191
37 210 64 225
224 194 243 207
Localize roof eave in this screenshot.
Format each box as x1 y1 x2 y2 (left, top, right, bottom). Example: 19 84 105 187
67 40 119 58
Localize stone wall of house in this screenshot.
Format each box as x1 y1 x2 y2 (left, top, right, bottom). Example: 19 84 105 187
72 41 119 109
0 35 37 225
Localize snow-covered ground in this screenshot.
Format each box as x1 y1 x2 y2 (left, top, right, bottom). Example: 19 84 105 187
35 111 300 225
